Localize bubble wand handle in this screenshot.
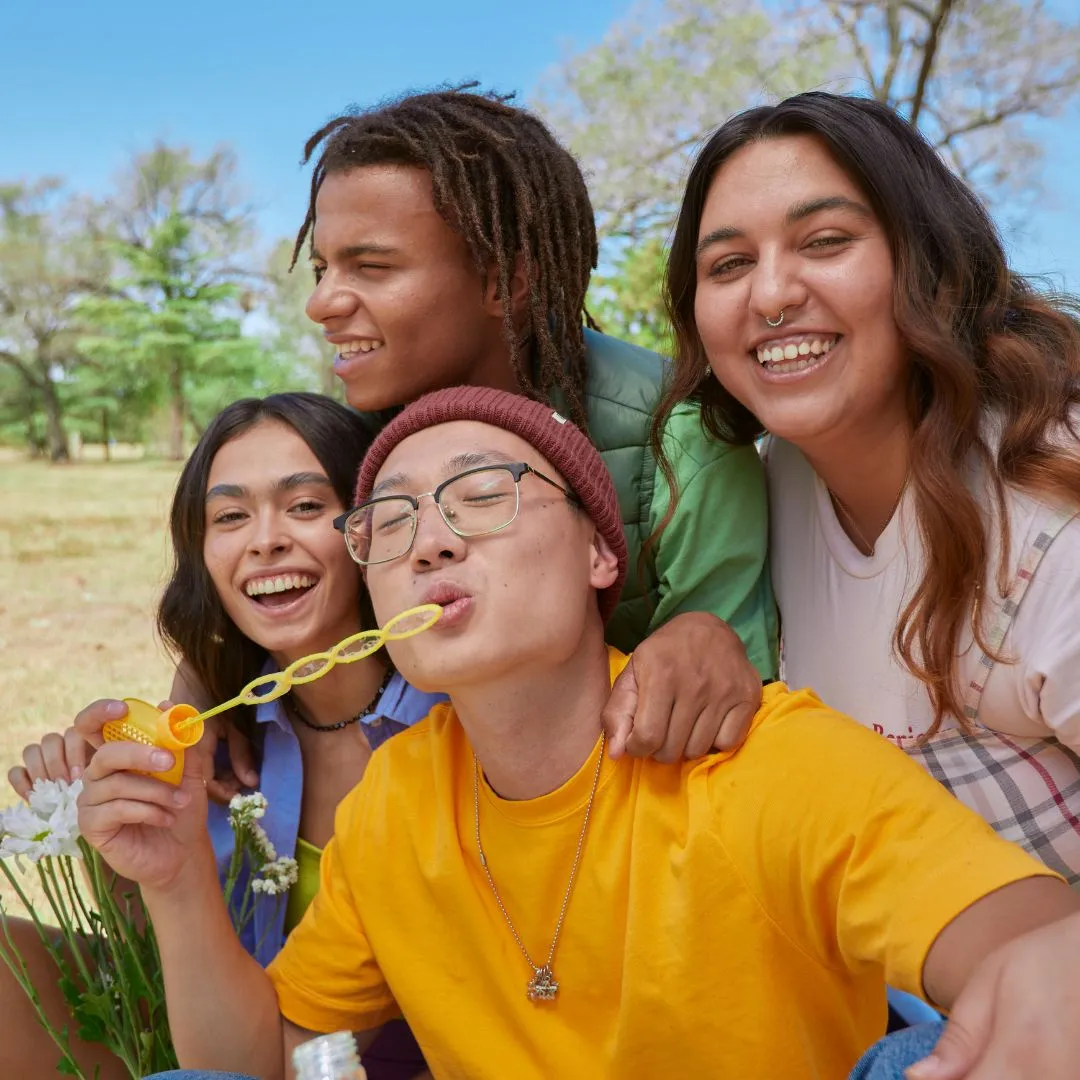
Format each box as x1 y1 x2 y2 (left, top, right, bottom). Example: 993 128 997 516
102 604 442 785
102 702 206 786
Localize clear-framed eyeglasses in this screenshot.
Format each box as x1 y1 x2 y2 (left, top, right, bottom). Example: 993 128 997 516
334 462 578 567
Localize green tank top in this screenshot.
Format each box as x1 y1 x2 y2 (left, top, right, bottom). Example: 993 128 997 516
284 836 323 934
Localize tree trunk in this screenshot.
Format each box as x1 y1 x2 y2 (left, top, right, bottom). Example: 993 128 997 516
168 356 185 460
39 370 69 463
102 408 111 462
26 413 44 458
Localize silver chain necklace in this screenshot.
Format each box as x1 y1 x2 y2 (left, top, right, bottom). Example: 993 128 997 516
472 732 605 1003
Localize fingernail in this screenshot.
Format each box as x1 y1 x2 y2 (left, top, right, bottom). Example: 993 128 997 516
906 1058 939 1079
172 789 189 807
150 751 174 770
105 701 127 718
70 766 83 780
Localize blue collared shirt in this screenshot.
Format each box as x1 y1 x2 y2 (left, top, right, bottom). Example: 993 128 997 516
206 672 446 967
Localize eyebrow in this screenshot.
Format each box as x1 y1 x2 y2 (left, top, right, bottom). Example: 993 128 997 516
785 195 873 225
368 450 520 499
445 450 518 473
309 242 399 263
205 472 333 502
695 195 874 256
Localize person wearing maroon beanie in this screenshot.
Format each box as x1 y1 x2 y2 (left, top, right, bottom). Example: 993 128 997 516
344 386 628 699
352 386 629 621
232 388 1080 1076
91 389 1080 1080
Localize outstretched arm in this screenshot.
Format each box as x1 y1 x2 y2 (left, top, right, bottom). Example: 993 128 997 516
909 879 1080 1080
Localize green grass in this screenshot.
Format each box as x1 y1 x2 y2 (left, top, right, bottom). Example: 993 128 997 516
0 456 183 792
0 454 184 925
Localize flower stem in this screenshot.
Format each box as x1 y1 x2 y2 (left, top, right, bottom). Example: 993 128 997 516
0 900 88 1079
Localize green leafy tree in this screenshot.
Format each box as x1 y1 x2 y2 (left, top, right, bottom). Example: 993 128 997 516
0 181 110 461
537 0 840 243
589 237 672 354
79 144 285 459
261 237 335 396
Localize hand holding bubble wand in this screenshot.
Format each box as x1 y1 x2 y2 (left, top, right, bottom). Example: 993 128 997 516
103 604 443 784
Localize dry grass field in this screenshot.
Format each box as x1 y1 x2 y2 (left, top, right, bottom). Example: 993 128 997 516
0 454 182 801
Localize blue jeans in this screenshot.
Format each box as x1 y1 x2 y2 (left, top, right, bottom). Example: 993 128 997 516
849 1021 946 1079
146 1024 946 1080
144 1074 256 1079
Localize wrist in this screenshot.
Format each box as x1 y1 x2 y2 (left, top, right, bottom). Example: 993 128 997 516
141 838 220 917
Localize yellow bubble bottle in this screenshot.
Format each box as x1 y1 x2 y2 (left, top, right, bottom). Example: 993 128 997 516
101 700 205 786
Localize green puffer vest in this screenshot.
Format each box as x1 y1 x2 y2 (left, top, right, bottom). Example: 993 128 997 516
558 328 666 653
355 328 669 653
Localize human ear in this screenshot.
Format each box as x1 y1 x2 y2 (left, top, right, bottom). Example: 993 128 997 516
482 252 530 322
588 529 620 593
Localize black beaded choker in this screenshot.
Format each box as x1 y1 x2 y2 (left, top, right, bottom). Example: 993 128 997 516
288 667 393 732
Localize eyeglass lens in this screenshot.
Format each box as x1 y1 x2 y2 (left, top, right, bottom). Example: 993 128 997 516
350 468 521 564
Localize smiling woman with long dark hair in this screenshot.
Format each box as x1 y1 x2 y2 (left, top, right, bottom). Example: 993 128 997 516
653 91 1080 882
158 392 378 718
4 393 440 1079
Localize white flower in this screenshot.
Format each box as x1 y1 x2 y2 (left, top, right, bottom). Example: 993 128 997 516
251 824 277 863
0 778 83 862
227 790 284 874
252 856 298 897
227 792 267 828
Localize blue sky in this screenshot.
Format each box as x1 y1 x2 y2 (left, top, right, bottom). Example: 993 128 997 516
2 0 1078 291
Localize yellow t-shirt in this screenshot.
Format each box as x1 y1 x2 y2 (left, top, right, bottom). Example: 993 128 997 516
268 649 1055 1079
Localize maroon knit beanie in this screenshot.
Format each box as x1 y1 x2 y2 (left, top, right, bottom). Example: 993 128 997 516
355 386 627 622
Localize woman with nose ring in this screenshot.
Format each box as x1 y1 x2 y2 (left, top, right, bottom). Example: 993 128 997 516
653 90 1080 885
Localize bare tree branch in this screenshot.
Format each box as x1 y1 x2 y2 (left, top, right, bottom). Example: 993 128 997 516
828 1 881 94
878 1 906 103
897 0 934 23
935 73 1080 148
909 0 955 124
0 347 40 386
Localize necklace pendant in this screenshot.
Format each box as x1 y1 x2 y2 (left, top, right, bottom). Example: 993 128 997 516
527 965 559 1002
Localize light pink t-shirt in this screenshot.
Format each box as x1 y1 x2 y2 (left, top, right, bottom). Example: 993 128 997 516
766 435 1080 881
767 436 1080 745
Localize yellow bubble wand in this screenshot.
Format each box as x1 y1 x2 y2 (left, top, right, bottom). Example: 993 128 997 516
103 604 442 784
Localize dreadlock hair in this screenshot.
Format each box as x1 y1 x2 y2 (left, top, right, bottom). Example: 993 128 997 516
292 84 599 430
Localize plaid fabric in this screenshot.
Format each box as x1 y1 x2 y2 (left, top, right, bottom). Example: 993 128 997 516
906 506 1080 885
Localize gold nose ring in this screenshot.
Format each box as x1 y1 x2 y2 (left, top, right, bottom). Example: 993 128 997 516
764 310 785 328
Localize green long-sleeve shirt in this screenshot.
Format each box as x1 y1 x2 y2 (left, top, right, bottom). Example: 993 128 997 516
572 331 778 679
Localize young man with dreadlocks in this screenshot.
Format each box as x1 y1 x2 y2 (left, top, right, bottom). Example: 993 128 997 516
287 85 777 752
147 85 773 1080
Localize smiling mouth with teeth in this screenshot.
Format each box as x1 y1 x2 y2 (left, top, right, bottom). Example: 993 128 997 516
245 574 317 607
337 339 384 358
755 334 839 373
